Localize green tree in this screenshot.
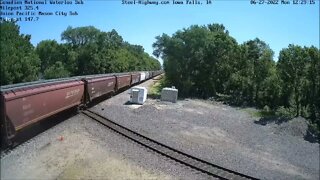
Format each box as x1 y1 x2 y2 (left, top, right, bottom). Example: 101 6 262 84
243 38 275 106
61 26 101 47
60 26 160 75
36 40 64 72
303 46 320 122
44 61 70 79
277 45 309 116
153 24 238 97
0 21 40 85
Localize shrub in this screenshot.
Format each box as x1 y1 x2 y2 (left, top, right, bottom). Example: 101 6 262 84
263 105 271 112
275 106 295 119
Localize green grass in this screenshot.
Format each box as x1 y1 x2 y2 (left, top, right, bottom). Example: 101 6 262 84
242 108 261 118
256 110 275 118
148 76 168 98
242 108 275 118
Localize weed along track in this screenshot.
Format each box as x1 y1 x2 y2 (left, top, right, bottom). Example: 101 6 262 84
82 109 258 180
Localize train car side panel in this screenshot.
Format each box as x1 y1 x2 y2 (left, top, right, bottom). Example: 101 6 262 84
85 76 116 101
140 72 146 81
3 81 84 131
145 72 150 80
131 73 140 85
116 74 131 90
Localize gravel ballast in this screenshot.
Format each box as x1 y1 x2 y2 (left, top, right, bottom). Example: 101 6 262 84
1 76 319 179
1 113 211 179
90 76 319 180
1 77 213 180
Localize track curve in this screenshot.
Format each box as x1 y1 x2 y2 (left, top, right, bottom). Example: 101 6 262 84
82 109 258 180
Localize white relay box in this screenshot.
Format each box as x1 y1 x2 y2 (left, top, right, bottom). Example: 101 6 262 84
130 87 147 104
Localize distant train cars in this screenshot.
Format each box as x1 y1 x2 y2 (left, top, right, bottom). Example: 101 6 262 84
82 74 116 102
0 70 163 146
131 73 140 85
115 73 132 90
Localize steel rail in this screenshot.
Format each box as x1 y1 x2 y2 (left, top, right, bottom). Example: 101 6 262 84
82 109 258 180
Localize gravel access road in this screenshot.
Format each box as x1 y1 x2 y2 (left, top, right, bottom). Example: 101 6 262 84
90 76 320 180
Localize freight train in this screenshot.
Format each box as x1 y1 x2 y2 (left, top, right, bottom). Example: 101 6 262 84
0 70 163 146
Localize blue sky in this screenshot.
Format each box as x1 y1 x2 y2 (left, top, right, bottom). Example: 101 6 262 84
16 0 319 63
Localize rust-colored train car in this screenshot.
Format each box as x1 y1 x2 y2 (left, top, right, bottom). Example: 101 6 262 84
131 73 140 85
115 73 131 90
0 78 84 144
83 75 116 102
1 70 162 146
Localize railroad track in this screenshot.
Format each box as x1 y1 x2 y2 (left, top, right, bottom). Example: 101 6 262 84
82 109 258 180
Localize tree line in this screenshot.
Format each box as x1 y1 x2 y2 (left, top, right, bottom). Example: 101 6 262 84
0 21 161 85
153 23 320 132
